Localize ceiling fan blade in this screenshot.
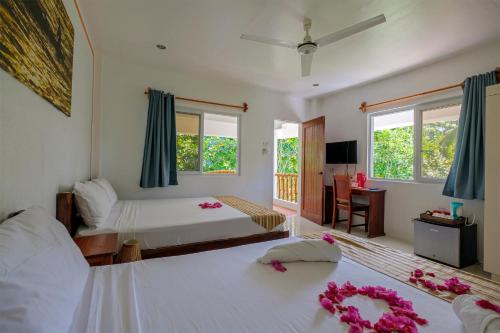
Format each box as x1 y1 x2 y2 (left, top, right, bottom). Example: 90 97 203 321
301 53 313 77
240 34 297 49
315 14 386 47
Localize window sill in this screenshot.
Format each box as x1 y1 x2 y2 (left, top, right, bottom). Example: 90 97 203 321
178 172 240 177
368 178 445 185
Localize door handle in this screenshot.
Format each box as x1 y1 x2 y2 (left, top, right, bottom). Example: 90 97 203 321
318 172 323 175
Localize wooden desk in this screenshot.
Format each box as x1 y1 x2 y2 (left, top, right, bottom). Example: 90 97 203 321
324 185 386 238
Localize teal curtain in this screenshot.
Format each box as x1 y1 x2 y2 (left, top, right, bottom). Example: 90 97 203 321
443 71 497 199
140 89 178 188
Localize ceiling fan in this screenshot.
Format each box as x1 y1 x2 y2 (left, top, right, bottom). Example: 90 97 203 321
240 14 386 77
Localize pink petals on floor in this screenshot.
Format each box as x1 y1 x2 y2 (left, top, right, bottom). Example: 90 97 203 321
443 277 471 295
318 281 427 332
475 299 500 314
270 260 287 272
198 202 222 209
409 269 471 295
322 233 336 245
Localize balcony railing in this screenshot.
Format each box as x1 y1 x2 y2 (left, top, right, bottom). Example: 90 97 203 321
275 173 298 203
204 170 237 174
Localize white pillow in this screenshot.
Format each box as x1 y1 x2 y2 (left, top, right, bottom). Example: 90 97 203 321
93 178 118 205
74 180 112 227
0 206 90 333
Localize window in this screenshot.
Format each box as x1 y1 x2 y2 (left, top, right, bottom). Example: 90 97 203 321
368 98 461 182
176 113 201 172
371 109 414 180
175 110 239 174
419 103 460 180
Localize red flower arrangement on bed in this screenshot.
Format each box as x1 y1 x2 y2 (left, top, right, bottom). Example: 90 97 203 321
318 281 428 332
198 202 223 209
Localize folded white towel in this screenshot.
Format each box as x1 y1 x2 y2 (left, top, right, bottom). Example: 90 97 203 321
452 295 500 333
257 239 342 264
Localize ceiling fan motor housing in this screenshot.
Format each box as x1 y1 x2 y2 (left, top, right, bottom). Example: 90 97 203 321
297 42 317 55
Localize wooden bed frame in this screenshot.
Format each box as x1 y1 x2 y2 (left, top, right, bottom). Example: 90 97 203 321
56 192 289 259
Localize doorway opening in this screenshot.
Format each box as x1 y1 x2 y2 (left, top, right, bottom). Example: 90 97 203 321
273 120 299 216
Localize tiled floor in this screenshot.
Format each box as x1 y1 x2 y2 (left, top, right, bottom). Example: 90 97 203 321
283 213 490 279
272 205 297 217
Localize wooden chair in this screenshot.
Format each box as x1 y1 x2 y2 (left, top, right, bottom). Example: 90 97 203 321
332 174 369 234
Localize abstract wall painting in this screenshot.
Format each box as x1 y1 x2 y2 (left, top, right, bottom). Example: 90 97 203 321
0 0 74 116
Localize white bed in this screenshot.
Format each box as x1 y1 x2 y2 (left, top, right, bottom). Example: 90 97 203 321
76 197 275 249
70 238 464 333
0 207 471 333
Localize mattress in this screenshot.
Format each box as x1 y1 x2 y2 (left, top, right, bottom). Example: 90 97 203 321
76 197 269 249
70 238 464 333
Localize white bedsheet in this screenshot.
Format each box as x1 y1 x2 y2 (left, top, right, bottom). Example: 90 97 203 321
76 197 268 249
70 238 464 333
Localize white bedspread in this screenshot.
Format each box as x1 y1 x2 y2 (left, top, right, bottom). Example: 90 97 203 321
76 197 268 249
70 238 464 333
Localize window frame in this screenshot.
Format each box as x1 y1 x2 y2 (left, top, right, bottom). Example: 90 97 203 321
176 106 241 176
367 97 461 184
414 97 461 183
367 105 416 183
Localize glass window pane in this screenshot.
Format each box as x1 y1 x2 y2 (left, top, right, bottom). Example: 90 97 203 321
203 113 238 174
372 110 414 180
421 104 460 179
176 112 200 171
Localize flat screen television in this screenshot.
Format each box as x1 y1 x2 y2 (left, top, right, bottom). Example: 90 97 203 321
326 140 357 164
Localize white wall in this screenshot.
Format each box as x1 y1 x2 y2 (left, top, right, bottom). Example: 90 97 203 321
311 40 500 262
98 55 307 207
0 0 94 220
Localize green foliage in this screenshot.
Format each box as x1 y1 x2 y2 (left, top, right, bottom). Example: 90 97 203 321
372 120 458 180
203 136 237 172
277 138 299 173
176 134 199 171
176 134 238 172
422 121 457 179
373 126 414 180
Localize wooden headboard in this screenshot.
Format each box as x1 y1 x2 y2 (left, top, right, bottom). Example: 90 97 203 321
56 192 81 237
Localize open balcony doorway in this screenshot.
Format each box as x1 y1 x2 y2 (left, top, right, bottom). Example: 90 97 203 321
273 120 299 217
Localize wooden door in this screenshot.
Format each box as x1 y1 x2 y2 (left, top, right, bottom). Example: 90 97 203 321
301 116 325 224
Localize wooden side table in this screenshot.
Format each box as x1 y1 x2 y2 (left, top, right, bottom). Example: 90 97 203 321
74 233 118 266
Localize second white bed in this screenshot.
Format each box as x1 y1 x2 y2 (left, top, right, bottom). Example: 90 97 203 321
76 197 271 249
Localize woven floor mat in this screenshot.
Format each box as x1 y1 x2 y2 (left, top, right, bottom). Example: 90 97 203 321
301 230 500 304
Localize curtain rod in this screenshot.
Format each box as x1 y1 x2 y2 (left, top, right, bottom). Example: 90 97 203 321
359 67 500 113
144 88 248 112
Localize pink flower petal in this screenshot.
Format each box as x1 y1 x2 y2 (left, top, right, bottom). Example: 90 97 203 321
198 201 223 209
322 233 335 245
414 269 424 278
476 299 500 314
320 297 336 314
270 260 287 272
318 281 426 331
443 277 470 295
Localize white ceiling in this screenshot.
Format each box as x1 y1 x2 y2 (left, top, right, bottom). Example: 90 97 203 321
80 0 500 98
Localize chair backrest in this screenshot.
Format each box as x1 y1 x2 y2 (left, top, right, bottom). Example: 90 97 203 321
334 174 352 204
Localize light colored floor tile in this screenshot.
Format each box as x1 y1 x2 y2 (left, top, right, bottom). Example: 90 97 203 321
283 215 329 237
272 205 297 217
